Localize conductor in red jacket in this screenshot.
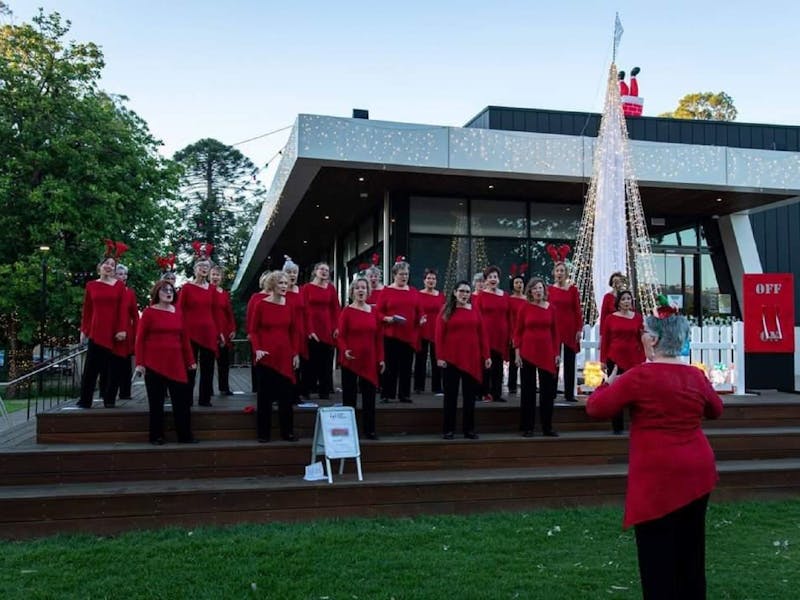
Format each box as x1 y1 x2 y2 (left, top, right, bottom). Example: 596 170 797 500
587 302 723 600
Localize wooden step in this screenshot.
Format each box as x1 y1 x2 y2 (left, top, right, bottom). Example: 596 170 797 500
35 397 800 444
5 428 800 486
2 458 799 539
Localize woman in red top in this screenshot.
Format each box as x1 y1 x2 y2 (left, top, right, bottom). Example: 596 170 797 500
366 265 384 306
210 265 236 396
599 271 628 332
600 290 645 434
252 271 300 442
507 275 527 395
515 278 560 437
78 255 128 408
548 260 583 403
475 265 511 403
110 263 139 402
178 257 218 407
135 280 197 444
338 277 385 439
435 281 490 439
283 256 308 401
301 262 340 400
414 268 445 395
246 271 270 392
377 259 421 403
587 308 723 600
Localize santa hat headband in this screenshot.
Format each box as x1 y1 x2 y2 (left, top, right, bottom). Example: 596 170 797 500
371 253 380 266
546 244 571 263
104 239 129 260
155 253 176 272
394 255 406 264
191 240 214 260
655 294 679 319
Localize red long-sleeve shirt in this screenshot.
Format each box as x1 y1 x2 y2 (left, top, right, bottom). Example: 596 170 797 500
212 287 236 348
177 282 219 355
246 291 267 336
80 279 126 351
135 306 195 383
377 286 420 349
601 312 646 371
509 295 527 347
251 298 298 382
367 287 383 307
287 288 308 360
435 306 489 384
337 305 384 387
548 284 583 352
417 290 445 342
475 290 511 358
112 286 139 358
599 292 617 331
301 283 340 346
515 302 559 375
586 362 723 528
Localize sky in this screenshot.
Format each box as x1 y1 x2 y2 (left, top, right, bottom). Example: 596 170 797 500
8 0 800 186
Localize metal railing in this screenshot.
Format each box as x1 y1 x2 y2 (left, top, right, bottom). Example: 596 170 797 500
0 346 86 422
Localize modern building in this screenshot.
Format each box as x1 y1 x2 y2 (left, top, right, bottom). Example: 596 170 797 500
234 107 800 329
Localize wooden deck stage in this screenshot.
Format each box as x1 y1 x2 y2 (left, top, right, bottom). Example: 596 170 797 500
2 366 800 538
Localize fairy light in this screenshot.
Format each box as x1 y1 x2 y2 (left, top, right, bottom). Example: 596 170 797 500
572 63 660 324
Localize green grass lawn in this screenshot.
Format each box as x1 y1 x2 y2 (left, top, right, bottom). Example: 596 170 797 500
2 400 28 414
0 499 797 599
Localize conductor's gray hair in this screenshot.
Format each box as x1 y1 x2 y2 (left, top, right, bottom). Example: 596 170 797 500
644 314 690 357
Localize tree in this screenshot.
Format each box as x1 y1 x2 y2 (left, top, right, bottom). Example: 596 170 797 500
0 10 180 379
171 139 264 282
659 92 737 121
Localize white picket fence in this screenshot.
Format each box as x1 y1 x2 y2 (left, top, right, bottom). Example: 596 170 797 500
575 321 746 394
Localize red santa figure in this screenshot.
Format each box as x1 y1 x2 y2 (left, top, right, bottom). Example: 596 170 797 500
618 67 643 117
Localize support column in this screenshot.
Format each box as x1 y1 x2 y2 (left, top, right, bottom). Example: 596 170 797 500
718 213 762 312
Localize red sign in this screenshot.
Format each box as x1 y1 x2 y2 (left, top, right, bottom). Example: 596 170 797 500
743 274 795 353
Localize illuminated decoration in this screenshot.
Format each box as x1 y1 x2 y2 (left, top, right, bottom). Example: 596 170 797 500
572 62 660 324
691 361 708 374
443 212 487 294
582 361 605 389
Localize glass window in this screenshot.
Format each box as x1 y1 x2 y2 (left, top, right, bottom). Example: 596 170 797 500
480 239 529 292
700 254 723 317
529 203 580 240
471 199 527 238
409 196 468 235
410 235 470 293
652 226 698 248
652 253 695 317
343 230 357 263
358 215 374 254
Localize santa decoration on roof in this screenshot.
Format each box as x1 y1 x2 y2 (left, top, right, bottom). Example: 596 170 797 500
618 66 643 117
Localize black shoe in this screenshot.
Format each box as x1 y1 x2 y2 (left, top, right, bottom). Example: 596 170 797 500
443 432 454 440
221 390 234 396
150 438 165 446
179 438 199 444
399 397 413 403
613 429 624 435
76 402 91 409
508 389 517 395
258 437 270 443
414 389 423 395
495 397 508 403
118 395 132 400
522 430 534 438
381 398 390 404
319 394 329 400
199 402 213 407
564 398 578 403
543 430 560 437
104 403 116 408
366 432 379 440
464 432 479 440
282 434 298 442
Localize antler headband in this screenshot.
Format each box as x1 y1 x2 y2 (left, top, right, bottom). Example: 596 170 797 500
545 243 571 263
191 240 214 259
104 239 129 259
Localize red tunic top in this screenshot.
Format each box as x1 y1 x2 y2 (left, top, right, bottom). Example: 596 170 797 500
417 290 445 342
112 286 139 358
251 299 298 382
301 283 340 346
377 286 420 349
177 282 219 355
287 288 308 360
601 313 646 371
212 287 236 348
246 291 268 336
515 303 559 375
367 287 383 306
80 279 126 351
337 305 384 387
599 292 617 331
435 306 489 384
135 307 195 383
475 290 511 359
586 363 724 528
548 284 583 352
509 295 527 346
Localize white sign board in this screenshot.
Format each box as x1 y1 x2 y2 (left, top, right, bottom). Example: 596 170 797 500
311 407 363 483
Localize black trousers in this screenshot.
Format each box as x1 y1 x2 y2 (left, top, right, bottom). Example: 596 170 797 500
341 367 377 436
559 344 577 401
187 342 215 406
216 344 231 393
519 360 557 433
606 359 626 432
118 355 133 398
634 494 710 600
413 339 442 393
383 337 413 400
486 349 504 401
442 366 477 435
145 370 193 443
507 343 518 392
255 365 294 440
79 340 120 407
307 339 334 399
